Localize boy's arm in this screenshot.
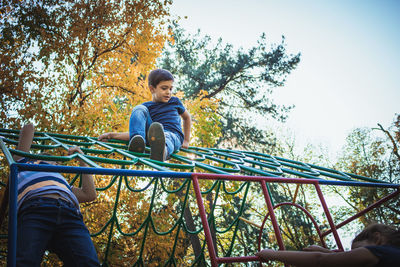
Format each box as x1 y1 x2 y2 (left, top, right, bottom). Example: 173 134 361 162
1 124 35 227
256 248 378 267
98 132 130 142
303 245 335 253
69 146 97 203
180 110 192 149
13 123 35 161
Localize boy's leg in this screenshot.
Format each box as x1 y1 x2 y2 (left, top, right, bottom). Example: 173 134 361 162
148 122 166 161
128 105 152 152
16 198 57 266
48 199 100 267
164 131 183 159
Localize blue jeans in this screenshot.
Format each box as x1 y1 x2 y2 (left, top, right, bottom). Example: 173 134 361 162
129 105 182 157
17 197 100 267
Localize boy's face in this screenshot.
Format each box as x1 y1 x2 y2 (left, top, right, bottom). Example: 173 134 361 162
150 80 173 103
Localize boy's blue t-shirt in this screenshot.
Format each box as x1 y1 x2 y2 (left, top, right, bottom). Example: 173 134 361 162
365 245 400 267
142 96 186 142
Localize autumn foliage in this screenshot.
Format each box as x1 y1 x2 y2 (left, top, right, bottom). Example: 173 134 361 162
1 0 169 135
0 0 222 266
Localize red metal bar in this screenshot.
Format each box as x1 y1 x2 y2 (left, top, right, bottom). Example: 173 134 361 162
322 188 400 237
191 174 218 267
260 180 286 250
315 184 344 250
190 172 399 264
194 173 320 184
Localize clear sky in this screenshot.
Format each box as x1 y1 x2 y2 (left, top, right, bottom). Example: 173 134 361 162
169 0 400 157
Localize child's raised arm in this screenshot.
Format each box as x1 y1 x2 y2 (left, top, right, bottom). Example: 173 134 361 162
180 110 192 149
256 247 378 267
68 146 97 203
303 245 334 253
13 123 35 162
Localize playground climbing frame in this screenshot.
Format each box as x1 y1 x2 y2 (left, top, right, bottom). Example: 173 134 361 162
0 128 399 266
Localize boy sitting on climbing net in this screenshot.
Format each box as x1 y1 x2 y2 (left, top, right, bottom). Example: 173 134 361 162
99 68 192 162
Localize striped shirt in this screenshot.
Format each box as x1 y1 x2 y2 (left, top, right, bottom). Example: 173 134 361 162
17 158 80 211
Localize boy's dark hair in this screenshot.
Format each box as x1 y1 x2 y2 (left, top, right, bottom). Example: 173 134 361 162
148 69 174 87
352 223 400 247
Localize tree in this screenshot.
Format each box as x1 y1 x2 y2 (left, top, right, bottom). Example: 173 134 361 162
0 2 225 265
0 0 171 135
180 90 222 148
335 119 400 226
0 1 196 265
376 113 400 180
158 24 300 151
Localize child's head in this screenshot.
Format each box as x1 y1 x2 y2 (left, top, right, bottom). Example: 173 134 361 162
148 69 174 103
148 69 174 88
351 223 400 249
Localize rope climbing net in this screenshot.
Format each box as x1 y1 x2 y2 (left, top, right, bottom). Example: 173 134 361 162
0 128 399 266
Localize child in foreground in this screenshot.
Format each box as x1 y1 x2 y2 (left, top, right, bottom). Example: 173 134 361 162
99 69 192 162
256 223 400 267
13 123 100 266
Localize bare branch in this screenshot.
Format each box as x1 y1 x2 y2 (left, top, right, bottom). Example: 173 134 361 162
377 123 400 161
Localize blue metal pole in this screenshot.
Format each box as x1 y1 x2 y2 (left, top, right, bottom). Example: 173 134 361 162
8 164 18 267
318 180 400 188
15 163 193 179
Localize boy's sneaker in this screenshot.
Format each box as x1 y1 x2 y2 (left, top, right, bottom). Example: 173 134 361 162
148 122 166 162
128 135 145 153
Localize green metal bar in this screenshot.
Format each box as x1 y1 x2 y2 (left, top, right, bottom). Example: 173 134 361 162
0 139 15 165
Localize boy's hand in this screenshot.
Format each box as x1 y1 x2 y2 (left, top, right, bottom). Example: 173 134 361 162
98 132 112 142
181 140 189 149
68 146 84 155
68 146 88 166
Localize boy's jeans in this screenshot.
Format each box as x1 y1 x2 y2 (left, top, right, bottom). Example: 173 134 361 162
129 105 182 157
17 197 100 267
